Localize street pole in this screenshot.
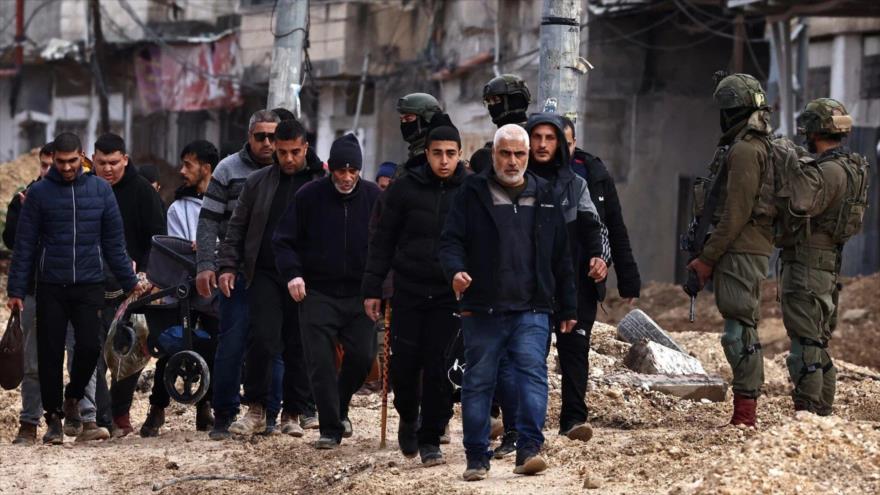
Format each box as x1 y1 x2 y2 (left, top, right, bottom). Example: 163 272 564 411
89 0 111 134
538 0 582 122
267 0 308 115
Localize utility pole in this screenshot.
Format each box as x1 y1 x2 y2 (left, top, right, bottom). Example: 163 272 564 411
89 0 111 134
538 0 582 122
267 0 308 115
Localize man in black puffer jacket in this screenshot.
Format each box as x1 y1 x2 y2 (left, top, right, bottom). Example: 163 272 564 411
7 132 146 445
362 125 468 467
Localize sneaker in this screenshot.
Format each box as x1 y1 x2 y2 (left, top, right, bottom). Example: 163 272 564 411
43 414 63 445
462 456 490 482
76 422 110 442
229 404 267 436
439 423 451 445
513 452 547 476
195 402 214 432
561 422 593 442
209 413 234 441
315 435 339 450
300 413 319 430
419 444 446 467
489 416 504 440
493 430 517 459
13 422 37 446
62 397 82 436
140 406 166 438
398 419 419 458
111 414 134 438
341 417 353 438
280 412 304 437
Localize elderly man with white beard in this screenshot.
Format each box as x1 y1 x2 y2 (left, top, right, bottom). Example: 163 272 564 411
439 124 577 481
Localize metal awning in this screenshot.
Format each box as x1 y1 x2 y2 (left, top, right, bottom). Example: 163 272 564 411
727 0 880 20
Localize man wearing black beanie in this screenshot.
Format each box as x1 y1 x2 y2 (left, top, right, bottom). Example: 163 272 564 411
273 133 381 449
363 124 468 466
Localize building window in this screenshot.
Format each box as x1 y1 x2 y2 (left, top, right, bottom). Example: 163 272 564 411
807 67 831 102
346 81 375 116
240 0 274 8
861 55 880 99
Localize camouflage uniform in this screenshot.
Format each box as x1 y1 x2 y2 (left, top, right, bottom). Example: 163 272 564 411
780 98 868 415
700 74 775 399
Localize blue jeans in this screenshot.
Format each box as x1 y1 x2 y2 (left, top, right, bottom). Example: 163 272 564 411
461 311 550 460
212 274 250 417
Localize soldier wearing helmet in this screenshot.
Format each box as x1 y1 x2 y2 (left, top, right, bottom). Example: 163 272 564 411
397 93 443 159
469 74 532 174
779 98 868 416
686 72 775 428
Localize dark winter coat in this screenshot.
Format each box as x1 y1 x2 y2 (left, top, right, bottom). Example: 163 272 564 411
362 161 467 299
111 164 167 270
438 170 577 320
7 167 137 299
571 148 641 298
218 162 324 286
273 177 381 297
3 179 37 251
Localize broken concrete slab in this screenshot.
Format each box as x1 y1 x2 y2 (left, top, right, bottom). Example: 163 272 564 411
617 309 688 354
624 339 706 375
841 308 869 322
603 372 728 402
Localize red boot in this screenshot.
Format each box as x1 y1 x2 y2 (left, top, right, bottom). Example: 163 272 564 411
112 414 135 438
730 393 757 427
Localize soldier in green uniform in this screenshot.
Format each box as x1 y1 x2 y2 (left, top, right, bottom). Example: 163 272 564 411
397 92 443 162
688 74 775 427
779 98 869 416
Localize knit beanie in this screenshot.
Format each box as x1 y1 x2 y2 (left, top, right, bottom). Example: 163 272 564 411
376 161 397 180
328 133 363 171
425 125 462 148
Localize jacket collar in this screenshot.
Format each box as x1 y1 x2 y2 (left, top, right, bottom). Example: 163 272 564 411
409 160 468 186
174 185 203 200
114 163 139 189
45 166 85 184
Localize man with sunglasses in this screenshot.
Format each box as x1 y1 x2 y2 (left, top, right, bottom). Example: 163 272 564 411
196 109 280 440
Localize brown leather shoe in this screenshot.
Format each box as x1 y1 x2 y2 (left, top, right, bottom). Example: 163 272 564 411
730 393 757 427
43 414 63 445
12 422 37 445
140 406 166 437
229 403 266 435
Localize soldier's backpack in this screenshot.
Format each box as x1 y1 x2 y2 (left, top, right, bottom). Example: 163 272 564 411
767 137 824 247
819 151 870 245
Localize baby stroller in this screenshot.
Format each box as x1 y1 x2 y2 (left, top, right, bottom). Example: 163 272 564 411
111 235 217 405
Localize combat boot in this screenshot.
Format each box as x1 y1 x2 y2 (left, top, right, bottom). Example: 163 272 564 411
62 397 83 436
229 403 266 435
12 422 37 445
76 422 111 442
43 414 63 445
730 393 757 427
140 406 166 437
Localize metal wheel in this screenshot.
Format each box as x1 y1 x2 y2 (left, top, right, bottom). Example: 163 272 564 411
164 350 210 405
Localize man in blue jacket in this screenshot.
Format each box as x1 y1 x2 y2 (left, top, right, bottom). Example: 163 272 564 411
439 124 577 480
6 132 146 445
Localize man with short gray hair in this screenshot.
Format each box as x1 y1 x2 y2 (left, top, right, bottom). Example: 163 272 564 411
439 124 577 480
195 109 281 440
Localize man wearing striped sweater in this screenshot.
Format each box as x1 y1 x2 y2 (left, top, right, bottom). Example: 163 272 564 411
195 109 279 440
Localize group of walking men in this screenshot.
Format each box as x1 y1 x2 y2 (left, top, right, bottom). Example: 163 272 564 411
3 69 867 482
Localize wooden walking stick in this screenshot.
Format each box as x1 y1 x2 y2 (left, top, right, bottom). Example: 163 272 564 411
379 300 392 448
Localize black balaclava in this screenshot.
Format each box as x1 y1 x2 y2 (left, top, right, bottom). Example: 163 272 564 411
489 94 530 127
720 107 753 133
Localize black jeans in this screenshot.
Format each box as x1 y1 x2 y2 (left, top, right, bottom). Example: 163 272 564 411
299 290 376 441
149 312 219 408
554 280 599 432
36 283 104 420
390 290 458 446
243 270 314 416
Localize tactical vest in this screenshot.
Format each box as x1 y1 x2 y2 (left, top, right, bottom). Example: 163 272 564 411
813 150 870 245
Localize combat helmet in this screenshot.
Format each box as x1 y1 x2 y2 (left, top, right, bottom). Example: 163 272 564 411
713 73 767 110
797 98 853 136
397 93 442 148
483 74 532 126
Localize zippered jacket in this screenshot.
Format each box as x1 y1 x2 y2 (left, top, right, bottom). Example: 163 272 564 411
8 167 137 298
273 177 381 297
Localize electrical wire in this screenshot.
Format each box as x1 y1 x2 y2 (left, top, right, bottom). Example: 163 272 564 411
271 0 307 39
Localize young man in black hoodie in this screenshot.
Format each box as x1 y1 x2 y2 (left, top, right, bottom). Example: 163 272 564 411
362 125 468 466
217 119 323 437
273 134 381 449
526 113 610 444
91 133 167 436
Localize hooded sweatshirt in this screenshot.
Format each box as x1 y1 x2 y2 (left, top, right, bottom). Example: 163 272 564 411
167 186 203 241
525 113 611 264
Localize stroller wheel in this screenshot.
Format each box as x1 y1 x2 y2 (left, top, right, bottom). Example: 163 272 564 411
112 321 137 357
164 350 210 405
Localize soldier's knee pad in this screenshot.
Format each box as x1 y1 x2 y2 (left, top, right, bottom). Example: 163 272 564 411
787 340 824 388
721 319 744 366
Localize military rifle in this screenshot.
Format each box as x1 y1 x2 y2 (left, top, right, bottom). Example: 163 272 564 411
680 147 729 322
